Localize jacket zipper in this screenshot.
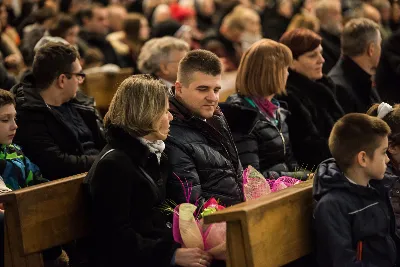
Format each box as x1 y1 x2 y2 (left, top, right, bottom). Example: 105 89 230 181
257 109 287 156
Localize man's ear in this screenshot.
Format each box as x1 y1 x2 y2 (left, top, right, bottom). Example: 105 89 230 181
357 151 368 168
367 42 375 57
57 74 66 89
290 60 298 72
175 81 183 95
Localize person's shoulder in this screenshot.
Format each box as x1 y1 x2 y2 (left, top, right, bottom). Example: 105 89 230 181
314 189 353 215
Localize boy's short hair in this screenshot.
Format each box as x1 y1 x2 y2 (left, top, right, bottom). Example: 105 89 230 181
329 113 390 171
0 89 15 108
177 49 222 87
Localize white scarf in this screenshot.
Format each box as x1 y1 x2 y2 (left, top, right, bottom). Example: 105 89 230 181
139 138 165 164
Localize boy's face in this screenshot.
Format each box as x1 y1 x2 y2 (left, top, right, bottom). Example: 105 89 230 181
365 136 390 180
0 104 17 145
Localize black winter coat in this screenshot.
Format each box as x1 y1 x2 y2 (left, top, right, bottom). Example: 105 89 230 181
165 97 244 207
313 159 400 267
329 56 381 113
385 163 400 231
11 74 105 180
83 125 179 267
320 29 341 74
375 29 400 104
222 94 305 179
278 70 344 169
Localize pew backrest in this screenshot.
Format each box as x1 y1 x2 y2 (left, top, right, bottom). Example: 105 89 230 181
204 180 314 267
1 173 88 267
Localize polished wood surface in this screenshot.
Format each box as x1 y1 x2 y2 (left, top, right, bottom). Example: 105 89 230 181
205 180 314 267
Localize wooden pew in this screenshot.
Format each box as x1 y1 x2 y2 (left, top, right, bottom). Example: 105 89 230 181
205 179 314 267
1 173 313 267
80 68 133 112
0 173 88 267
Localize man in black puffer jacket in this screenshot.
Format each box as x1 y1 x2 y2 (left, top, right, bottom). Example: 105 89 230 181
165 50 243 208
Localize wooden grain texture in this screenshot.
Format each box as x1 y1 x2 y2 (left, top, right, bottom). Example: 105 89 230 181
81 68 133 109
226 221 247 267
205 180 314 267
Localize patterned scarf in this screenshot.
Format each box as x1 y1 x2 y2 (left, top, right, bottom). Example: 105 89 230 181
251 97 279 119
139 138 166 164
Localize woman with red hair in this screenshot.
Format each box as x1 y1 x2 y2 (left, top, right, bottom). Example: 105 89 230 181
278 28 344 168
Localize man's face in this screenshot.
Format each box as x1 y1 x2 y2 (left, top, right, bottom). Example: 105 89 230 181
370 31 382 73
175 72 221 119
61 59 84 102
86 7 109 35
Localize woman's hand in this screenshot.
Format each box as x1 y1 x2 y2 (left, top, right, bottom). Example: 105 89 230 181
175 248 212 267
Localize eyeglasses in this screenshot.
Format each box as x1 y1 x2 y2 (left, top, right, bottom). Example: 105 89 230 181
64 72 86 83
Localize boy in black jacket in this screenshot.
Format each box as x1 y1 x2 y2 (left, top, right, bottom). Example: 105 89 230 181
313 113 400 267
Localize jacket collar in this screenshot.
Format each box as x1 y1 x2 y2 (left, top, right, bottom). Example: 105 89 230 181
169 96 223 122
339 55 372 92
105 125 152 167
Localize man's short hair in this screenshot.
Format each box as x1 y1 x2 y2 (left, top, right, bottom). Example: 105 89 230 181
341 18 380 57
236 39 292 97
137 37 189 76
177 49 222 86
32 42 80 90
0 89 15 109
48 14 78 39
329 113 390 171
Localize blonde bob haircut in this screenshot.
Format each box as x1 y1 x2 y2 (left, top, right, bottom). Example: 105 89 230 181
236 39 292 97
104 74 168 137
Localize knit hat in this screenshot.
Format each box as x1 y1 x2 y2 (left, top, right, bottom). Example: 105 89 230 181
170 3 196 22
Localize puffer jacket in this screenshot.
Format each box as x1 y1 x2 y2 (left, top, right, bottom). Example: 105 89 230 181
313 159 400 267
165 97 244 207
222 94 308 179
385 162 400 231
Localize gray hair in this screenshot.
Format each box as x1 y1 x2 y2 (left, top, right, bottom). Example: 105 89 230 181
341 18 380 57
315 0 341 23
137 37 190 75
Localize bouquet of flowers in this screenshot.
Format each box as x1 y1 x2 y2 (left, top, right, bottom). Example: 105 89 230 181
162 174 227 260
243 166 302 201
171 198 227 260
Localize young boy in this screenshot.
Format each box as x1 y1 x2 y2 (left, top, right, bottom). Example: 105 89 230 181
313 113 400 267
0 89 50 267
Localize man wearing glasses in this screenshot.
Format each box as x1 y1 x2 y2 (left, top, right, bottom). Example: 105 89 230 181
11 42 105 181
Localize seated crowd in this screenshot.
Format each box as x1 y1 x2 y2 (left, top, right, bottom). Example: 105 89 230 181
1 0 400 267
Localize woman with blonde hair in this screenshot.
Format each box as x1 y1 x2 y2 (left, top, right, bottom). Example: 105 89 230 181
84 75 212 267
221 39 309 179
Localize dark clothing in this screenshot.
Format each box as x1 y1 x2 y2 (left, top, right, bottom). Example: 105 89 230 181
313 159 400 267
278 71 344 168
201 31 242 71
222 94 306 179
0 211 3 267
319 29 341 74
261 7 290 41
79 29 121 66
84 125 178 267
0 63 16 90
11 74 105 181
376 29 400 104
50 103 99 156
386 162 400 231
165 97 244 207
329 56 381 113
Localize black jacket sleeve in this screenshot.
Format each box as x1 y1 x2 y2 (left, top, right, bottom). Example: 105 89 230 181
88 152 179 267
232 131 260 171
